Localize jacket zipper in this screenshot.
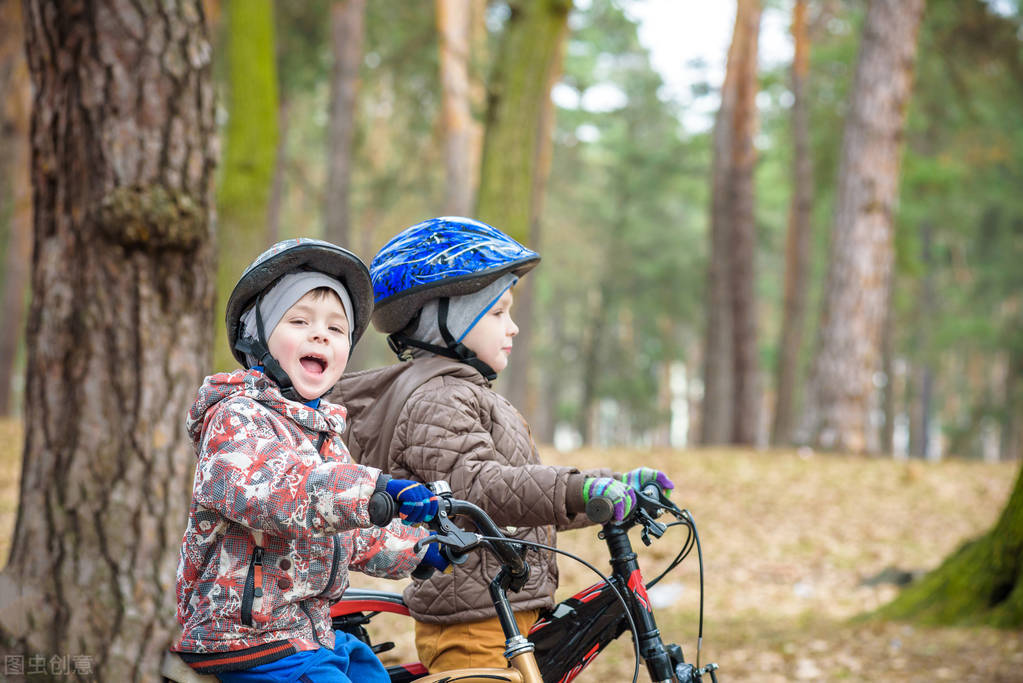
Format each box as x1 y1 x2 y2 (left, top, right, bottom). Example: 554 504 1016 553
240 547 264 627
299 601 323 646
320 537 341 598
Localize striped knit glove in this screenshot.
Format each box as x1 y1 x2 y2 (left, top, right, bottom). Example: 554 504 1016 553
582 477 636 522
385 478 439 525
621 467 675 498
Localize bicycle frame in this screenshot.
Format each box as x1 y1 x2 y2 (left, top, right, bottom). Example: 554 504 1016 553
331 488 718 683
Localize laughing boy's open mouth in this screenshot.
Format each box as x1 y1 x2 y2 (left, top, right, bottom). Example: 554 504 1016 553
299 355 327 374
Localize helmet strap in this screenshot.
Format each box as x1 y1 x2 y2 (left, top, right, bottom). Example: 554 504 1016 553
233 296 306 402
386 297 497 381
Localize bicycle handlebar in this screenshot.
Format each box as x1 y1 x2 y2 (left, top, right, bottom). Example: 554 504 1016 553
436 496 528 578
585 482 680 526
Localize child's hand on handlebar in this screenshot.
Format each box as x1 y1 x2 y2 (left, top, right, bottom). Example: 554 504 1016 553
582 477 636 521
385 478 439 525
621 467 674 498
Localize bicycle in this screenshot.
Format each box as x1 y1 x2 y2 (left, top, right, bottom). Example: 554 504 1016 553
331 481 720 683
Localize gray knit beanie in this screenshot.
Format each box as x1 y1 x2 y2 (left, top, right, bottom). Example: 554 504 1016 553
239 272 355 366
404 273 517 358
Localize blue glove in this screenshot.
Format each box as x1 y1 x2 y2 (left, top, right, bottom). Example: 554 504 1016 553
419 533 450 572
621 467 675 497
582 477 636 521
385 478 438 525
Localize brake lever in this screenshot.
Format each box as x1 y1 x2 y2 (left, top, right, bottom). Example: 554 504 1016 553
414 505 482 564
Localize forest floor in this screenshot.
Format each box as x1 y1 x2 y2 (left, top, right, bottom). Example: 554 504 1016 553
1 418 1022 681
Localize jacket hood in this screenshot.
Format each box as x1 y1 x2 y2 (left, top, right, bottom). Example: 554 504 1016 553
187 369 348 452
331 357 484 464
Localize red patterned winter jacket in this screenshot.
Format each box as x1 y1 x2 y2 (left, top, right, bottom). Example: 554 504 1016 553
173 369 427 674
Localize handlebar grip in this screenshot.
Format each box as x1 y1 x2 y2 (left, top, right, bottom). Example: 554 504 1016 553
585 496 614 524
368 491 397 527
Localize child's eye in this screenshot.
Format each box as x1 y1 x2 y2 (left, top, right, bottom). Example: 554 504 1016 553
329 326 347 335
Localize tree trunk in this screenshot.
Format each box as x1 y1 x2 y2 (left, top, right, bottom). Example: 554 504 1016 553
476 0 570 419
503 9 565 425
266 96 290 245
727 0 762 446
324 0 365 248
804 0 925 453
1002 340 1023 462
701 0 761 445
700 10 739 447
0 2 216 679
879 273 896 455
772 0 812 447
214 0 278 371
436 0 475 216
476 0 569 242
878 459 1023 626
578 286 609 446
0 0 32 416
909 222 936 459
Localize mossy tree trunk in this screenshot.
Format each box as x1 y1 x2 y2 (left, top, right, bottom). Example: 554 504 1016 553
878 461 1023 627
476 0 570 418
0 1 216 679
0 0 32 416
214 0 278 371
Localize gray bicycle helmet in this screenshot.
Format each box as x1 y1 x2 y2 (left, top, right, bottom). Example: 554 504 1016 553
225 238 372 398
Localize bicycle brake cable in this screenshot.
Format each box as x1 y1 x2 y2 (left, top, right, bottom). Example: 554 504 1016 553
683 509 706 670
476 535 642 683
645 520 695 588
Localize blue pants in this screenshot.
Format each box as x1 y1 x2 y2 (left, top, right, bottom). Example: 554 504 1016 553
216 631 389 683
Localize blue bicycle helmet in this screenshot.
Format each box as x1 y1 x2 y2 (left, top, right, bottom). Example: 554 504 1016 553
370 216 540 334
370 217 540 380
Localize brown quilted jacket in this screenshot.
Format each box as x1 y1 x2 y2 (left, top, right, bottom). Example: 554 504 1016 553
332 356 612 624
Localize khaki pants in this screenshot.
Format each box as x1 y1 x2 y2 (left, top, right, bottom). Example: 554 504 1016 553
414 610 540 672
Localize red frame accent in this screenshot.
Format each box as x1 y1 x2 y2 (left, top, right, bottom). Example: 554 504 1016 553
396 662 429 675
627 569 651 613
330 599 410 617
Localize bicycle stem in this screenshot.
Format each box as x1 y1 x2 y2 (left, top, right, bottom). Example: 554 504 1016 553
602 523 676 682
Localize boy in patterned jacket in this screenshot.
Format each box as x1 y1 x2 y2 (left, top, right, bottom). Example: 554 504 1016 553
172 239 446 682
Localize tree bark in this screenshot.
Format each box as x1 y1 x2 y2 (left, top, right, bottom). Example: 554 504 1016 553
727 0 762 446
436 0 475 216
701 0 761 445
324 0 365 248
0 1 216 679
266 96 290 245
502 7 566 426
0 0 32 416
476 0 570 242
879 273 896 455
771 0 812 447
878 459 1023 626
214 0 278 371
476 0 570 420
909 222 936 459
804 0 925 453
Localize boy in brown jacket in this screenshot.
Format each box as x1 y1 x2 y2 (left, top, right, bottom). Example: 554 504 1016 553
334 217 675 672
